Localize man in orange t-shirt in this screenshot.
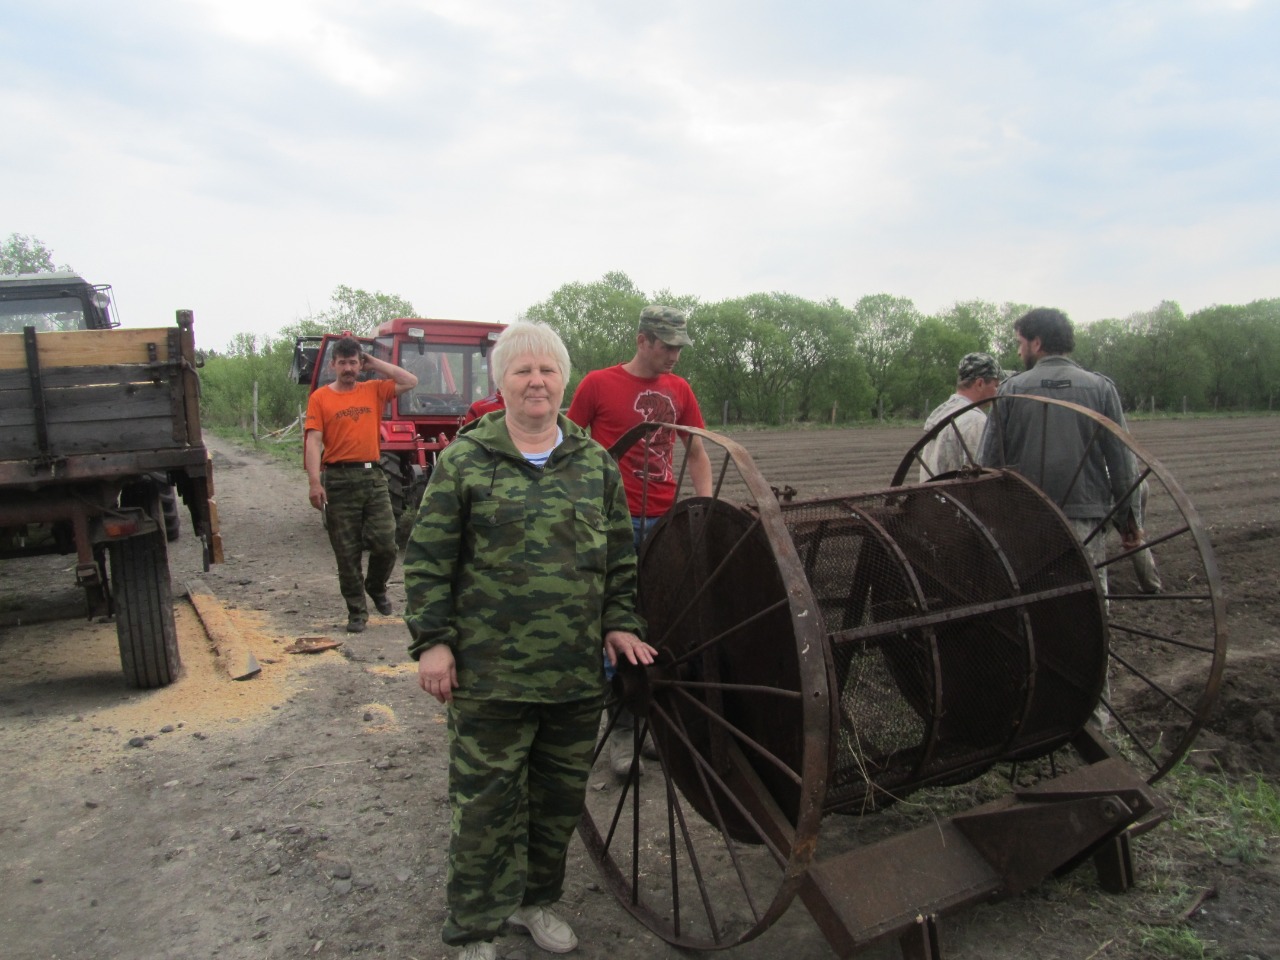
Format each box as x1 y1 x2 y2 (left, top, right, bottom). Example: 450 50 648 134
305 337 417 632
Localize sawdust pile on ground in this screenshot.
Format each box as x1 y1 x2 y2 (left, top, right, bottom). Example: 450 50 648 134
0 599 342 769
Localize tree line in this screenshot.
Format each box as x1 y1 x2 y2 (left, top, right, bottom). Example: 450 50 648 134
4 235 1277 430
526 272 1280 424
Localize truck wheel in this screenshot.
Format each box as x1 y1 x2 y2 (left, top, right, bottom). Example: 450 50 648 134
159 485 181 542
380 455 413 547
109 529 181 689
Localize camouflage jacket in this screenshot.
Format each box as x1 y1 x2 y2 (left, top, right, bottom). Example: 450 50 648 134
403 412 645 702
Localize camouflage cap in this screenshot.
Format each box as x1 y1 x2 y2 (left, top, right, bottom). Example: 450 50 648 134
639 304 693 346
957 352 1005 382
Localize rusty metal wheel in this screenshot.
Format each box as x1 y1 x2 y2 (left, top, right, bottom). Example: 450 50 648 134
893 394 1227 783
578 423 832 950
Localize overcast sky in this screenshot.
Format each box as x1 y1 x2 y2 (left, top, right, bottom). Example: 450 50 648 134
4 1 1277 350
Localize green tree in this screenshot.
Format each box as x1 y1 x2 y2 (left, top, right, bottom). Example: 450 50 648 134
311 285 417 336
1073 317 1125 378
895 316 978 417
199 280 418 432
681 293 869 425
688 295 795 422
1186 304 1259 411
852 294 920 419
779 297 862 422
1 233 63 274
200 331 307 430
525 271 654 393
675 299 750 422
1107 302 1209 412
1235 299 1280 410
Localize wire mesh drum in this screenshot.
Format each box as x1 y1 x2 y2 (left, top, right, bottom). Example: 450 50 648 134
787 471 1105 813
641 470 1106 823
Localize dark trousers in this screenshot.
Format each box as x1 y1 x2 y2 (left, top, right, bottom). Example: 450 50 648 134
322 467 396 621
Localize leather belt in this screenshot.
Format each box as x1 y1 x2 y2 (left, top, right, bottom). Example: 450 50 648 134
325 461 376 469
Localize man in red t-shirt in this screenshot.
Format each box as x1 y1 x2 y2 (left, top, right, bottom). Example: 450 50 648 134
568 304 712 777
305 337 418 632
568 305 712 524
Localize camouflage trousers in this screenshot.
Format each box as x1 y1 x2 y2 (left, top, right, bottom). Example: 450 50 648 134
322 466 397 622
442 695 602 947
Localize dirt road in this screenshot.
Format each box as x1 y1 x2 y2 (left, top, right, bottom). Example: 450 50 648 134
1 417 1277 960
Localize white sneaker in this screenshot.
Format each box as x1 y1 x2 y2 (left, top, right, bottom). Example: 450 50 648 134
509 904 578 953
608 730 643 779
460 942 496 960
641 731 660 761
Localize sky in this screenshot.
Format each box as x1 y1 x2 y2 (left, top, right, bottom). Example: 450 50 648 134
3 0 1278 351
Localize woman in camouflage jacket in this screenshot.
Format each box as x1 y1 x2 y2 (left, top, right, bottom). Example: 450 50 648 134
404 321 655 960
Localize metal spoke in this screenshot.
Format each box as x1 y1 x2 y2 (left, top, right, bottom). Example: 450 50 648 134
654 678 805 700
650 712 749 941
662 597 789 670
650 699 791 868
668 685 804 788
1107 647 1199 721
649 516 767 654
1108 621 1216 654
659 709 765 926
1097 693 1162 769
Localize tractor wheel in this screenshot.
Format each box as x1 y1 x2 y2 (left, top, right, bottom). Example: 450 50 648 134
109 527 181 689
380 455 414 547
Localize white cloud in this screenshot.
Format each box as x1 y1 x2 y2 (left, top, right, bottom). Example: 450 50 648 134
1 0 1275 348
181 0 402 96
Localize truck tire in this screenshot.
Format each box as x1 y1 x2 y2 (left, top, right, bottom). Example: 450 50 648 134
109 529 181 689
159 485 181 542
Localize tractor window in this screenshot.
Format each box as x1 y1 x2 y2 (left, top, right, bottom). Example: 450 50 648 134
397 345 494 418
0 295 89 333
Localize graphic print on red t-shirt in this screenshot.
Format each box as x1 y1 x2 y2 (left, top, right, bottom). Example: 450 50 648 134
632 390 678 486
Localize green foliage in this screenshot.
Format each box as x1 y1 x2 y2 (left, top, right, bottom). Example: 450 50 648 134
200 331 308 431
525 271 652 391
852 293 920 419
683 293 869 423
311 284 417 337
195 270 1280 433
893 317 975 418
1185 299 1280 412
1 233 63 274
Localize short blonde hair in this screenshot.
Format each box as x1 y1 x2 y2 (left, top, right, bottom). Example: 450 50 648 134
491 321 571 384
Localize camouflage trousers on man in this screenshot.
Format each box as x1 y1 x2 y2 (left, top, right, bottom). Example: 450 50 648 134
442 695 602 947
322 467 397 623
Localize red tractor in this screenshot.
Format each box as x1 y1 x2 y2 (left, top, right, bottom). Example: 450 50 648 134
290 316 507 541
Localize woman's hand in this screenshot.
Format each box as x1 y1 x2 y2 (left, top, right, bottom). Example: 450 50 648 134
604 631 658 669
417 644 458 703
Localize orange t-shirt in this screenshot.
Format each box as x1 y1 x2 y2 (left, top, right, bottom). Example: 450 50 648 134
304 379 398 464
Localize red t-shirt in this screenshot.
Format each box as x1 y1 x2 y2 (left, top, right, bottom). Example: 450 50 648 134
567 365 705 517
304 379 397 464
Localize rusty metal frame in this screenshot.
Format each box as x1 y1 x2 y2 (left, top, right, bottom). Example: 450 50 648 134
578 414 1226 958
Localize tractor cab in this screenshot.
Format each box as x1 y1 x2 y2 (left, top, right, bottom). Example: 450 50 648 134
0 272 119 333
